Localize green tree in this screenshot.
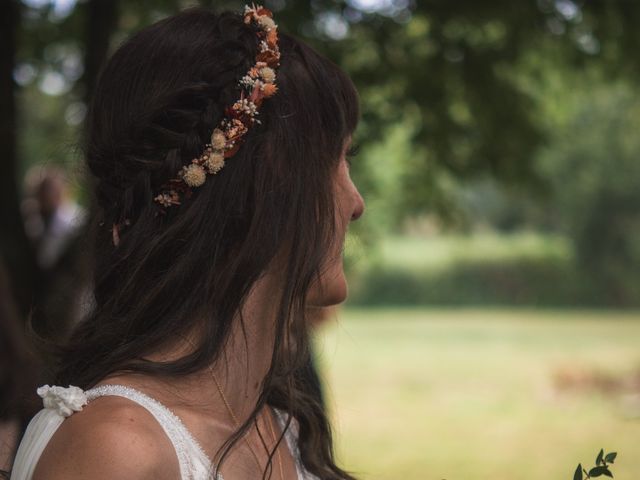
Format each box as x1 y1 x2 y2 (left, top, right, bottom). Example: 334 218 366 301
4 0 640 319
537 80 640 304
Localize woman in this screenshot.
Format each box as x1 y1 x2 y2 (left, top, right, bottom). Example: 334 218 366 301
10 4 364 480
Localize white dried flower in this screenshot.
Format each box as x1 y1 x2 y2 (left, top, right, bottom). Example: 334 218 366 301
257 15 276 32
240 75 256 88
205 152 225 173
211 128 227 150
37 385 87 417
232 98 258 117
181 164 206 187
155 193 173 207
259 66 276 83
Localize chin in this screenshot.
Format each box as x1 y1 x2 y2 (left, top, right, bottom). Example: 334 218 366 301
307 268 348 307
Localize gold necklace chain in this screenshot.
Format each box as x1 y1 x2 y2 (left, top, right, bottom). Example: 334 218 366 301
208 360 285 480
180 335 284 479
207 368 264 472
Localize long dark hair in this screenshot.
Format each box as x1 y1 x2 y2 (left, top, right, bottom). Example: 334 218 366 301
54 7 358 480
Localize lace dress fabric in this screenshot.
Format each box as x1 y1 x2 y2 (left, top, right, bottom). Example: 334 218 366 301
86 385 215 479
10 384 319 480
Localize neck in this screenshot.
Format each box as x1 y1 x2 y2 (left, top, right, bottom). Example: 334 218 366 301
209 274 280 422
107 274 282 430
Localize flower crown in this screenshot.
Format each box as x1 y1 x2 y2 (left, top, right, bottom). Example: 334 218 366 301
152 4 280 210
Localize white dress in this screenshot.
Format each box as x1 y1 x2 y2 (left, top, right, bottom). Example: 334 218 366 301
10 384 319 480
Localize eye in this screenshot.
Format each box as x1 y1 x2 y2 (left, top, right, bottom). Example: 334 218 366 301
346 143 360 158
345 143 360 168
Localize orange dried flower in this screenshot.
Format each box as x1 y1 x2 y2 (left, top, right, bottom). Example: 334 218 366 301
267 29 278 46
257 50 279 64
256 7 272 17
262 83 278 97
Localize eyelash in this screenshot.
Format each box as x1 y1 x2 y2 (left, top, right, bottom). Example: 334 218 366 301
346 143 360 157
346 143 360 165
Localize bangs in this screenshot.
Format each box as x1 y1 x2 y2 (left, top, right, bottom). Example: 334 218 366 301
271 33 360 161
325 53 360 137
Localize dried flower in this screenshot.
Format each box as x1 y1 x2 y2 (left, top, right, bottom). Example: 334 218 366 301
226 119 248 140
232 98 259 117
240 75 256 88
154 193 173 207
266 28 278 46
205 152 225 173
257 49 279 64
153 4 280 212
153 190 180 207
262 83 278 97
259 66 276 83
257 15 276 32
181 164 206 187
210 128 226 150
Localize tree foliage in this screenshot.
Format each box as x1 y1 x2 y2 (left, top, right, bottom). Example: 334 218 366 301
536 79 640 303
3 0 640 316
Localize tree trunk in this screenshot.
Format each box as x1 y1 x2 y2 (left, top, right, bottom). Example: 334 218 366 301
84 0 119 102
0 0 40 316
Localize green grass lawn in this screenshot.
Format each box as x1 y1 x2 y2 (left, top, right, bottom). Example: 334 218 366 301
315 308 640 480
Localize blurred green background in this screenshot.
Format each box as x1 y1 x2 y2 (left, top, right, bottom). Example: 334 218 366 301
1 0 639 478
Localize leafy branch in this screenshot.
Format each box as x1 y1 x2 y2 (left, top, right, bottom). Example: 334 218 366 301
574 449 617 479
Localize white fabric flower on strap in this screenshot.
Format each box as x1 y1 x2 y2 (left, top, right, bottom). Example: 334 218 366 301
37 385 88 417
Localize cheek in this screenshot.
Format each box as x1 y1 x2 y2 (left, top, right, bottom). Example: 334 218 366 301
306 162 353 307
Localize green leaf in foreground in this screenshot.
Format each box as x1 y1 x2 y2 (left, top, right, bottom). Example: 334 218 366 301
573 463 583 480
573 450 618 479
589 465 613 478
604 452 617 464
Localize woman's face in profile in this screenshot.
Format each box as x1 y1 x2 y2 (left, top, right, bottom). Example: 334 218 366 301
307 139 365 307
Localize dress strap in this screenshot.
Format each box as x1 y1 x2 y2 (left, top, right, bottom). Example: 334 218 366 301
272 409 320 480
85 384 215 480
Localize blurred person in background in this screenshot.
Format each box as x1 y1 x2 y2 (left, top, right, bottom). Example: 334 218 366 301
22 166 85 272
21 166 88 340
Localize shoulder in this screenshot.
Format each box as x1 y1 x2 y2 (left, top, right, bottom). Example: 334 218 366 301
33 395 180 480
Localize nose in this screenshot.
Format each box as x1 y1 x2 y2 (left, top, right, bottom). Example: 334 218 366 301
351 188 365 221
